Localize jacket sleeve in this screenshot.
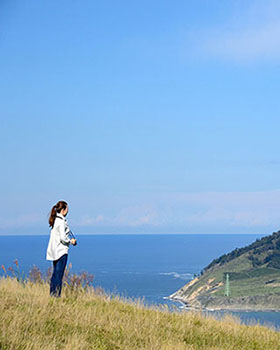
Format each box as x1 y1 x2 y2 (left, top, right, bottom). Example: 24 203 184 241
58 220 71 245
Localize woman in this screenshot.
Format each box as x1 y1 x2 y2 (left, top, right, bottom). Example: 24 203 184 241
46 200 77 297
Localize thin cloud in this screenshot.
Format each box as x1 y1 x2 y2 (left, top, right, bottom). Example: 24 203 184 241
76 204 159 228
75 190 280 230
168 190 280 227
79 214 105 226
204 22 280 62
195 0 280 62
114 204 159 227
0 213 41 229
1 190 280 233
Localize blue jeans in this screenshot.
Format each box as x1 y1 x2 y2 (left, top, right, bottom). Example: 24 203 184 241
50 254 68 297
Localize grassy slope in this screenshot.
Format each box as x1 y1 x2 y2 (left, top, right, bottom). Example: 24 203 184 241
176 252 280 304
1 278 280 350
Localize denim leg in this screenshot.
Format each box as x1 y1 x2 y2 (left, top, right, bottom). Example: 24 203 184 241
50 254 68 297
50 260 58 296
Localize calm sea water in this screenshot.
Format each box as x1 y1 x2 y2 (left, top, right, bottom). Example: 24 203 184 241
1 233 279 330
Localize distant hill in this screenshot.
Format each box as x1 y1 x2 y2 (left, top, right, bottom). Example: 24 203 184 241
169 231 280 311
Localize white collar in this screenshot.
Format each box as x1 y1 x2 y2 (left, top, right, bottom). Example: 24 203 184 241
56 212 64 219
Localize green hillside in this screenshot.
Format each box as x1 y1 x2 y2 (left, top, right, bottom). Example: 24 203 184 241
169 231 280 310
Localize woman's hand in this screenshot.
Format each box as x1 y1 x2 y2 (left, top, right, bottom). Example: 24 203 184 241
70 238 77 246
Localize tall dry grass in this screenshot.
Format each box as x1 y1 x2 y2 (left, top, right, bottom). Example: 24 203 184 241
1 276 280 350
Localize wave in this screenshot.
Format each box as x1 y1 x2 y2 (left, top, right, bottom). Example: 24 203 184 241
159 272 193 280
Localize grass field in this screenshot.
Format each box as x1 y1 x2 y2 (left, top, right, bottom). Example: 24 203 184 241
1 277 280 350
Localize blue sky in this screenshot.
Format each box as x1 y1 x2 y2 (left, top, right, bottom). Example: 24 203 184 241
1 0 280 235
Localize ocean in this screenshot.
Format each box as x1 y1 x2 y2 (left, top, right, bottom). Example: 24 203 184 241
1 233 280 330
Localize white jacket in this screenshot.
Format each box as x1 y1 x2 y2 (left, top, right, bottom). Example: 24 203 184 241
46 212 71 261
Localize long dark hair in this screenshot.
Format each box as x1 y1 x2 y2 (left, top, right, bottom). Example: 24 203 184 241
48 200 68 228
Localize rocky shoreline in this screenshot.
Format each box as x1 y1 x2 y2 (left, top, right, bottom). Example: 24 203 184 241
168 294 280 312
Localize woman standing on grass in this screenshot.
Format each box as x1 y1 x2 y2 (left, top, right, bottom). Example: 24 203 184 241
46 200 77 297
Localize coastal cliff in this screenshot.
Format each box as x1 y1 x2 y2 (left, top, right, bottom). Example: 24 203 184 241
169 230 280 311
